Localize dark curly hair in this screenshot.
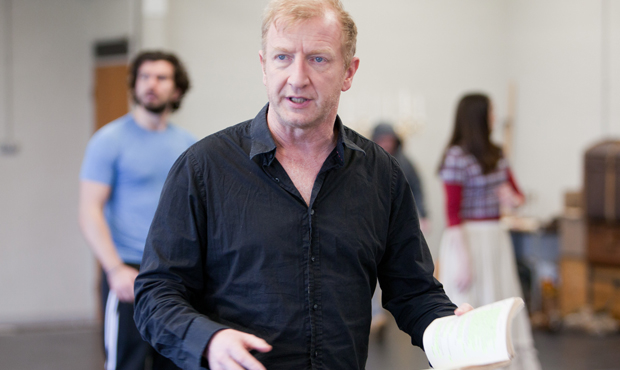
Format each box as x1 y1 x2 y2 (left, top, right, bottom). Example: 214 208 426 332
128 50 191 112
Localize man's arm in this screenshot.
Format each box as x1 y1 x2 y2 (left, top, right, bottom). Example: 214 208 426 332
378 158 457 348
134 150 270 370
78 180 138 302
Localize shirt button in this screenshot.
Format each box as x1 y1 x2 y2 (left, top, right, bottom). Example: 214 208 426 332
314 351 318 357
311 209 315 215
311 256 316 262
274 177 280 182
313 304 318 310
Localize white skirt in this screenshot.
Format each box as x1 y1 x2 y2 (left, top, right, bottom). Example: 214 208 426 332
438 221 541 370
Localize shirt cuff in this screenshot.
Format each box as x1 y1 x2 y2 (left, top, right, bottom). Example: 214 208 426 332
183 315 230 370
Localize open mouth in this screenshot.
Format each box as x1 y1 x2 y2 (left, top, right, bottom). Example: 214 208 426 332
289 97 308 104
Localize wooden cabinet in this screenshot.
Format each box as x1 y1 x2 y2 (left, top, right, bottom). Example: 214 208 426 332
588 221 620 266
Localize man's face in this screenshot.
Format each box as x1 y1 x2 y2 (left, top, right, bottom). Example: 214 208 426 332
375 135 398 155
133 60 179 114
259 12 359 130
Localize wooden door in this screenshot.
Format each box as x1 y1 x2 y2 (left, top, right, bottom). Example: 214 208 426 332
93 39 130 131
94 64 129 131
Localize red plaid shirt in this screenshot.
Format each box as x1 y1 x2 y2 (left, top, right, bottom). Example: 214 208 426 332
440 146 520 226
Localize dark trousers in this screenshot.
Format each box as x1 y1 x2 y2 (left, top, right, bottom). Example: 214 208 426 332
100 264 180 370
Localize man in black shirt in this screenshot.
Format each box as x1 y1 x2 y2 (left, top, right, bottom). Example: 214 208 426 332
134 1 469 369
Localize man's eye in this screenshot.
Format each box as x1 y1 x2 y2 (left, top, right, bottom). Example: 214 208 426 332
277 55 287 60
314 57 324 63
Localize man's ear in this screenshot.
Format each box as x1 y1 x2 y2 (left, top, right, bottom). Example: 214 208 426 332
341 57 360 92
259 50 267 86
172 88 181 102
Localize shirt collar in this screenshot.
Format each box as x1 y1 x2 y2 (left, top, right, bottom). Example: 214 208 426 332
249 104 277 166
249 103 366 166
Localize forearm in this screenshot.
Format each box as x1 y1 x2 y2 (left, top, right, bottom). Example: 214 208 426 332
133 149 229 369
78 180 125 272
134 263 230 369
444 182 463 226
383 275 457 348
79 206 124 272
381 223 457 347
382 164 457 348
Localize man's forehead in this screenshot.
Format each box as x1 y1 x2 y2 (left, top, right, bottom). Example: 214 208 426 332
138 60 174 74
266 14 343 50
278 8 340 31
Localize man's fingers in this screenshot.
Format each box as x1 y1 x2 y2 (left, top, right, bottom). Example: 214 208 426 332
225 335 269 370
454 303 474 316
242 334 272 353
115 286 135 303
206 329 270 370
230 348 267 370
119 293 135 303
218 356 247 370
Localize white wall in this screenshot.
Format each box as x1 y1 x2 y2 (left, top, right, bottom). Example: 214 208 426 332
165 0 269 137
0 0 93 323
507 0 603 219
507 0 620 219
0 0 134 324
1 0 619 324
341 0 510 252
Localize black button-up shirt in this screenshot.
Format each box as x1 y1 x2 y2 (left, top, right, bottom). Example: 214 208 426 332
134 104 456 370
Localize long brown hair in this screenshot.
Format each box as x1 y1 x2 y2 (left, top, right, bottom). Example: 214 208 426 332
439 93 502 174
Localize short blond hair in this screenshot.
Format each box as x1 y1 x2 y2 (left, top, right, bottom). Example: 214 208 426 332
261 0 357 70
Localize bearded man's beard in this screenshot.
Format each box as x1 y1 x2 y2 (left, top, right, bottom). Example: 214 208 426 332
143 103 168 114
134 93 170 114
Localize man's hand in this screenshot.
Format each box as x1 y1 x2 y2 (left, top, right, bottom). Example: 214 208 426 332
107 264 139 303
454 303 474 316
206 329 272 370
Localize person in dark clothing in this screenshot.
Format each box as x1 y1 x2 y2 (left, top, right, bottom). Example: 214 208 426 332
371 122 428 231
133 1 470 370
370 122 430 335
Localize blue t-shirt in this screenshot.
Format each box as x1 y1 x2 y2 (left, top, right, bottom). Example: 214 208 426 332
80 114 196 264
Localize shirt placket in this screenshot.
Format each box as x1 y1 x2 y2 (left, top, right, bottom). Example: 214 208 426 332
307 150 342 369
261 148 341 369
307 204 320 368
259 155 316 368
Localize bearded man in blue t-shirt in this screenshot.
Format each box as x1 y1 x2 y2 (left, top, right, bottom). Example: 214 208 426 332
79 50 196 370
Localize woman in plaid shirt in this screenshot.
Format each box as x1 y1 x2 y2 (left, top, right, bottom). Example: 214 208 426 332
437 93 541 370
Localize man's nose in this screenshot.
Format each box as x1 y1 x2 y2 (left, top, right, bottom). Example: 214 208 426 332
145 75 158 88
288 58 309 88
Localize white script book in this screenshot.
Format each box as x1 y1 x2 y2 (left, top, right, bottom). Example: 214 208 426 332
422 297 524 370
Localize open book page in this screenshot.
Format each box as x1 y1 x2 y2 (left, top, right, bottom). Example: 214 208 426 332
422 297 524 370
